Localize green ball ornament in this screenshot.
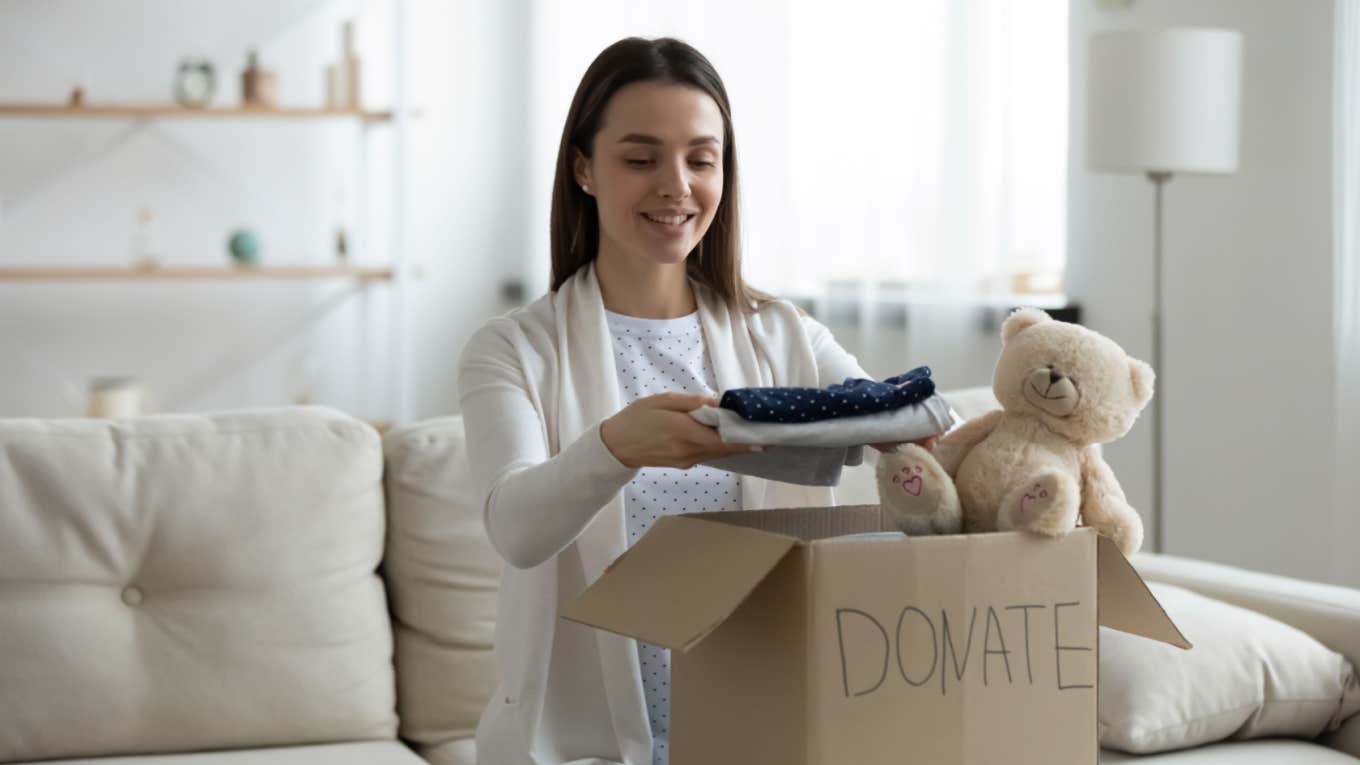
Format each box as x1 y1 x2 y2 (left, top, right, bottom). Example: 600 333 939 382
227 228 261 265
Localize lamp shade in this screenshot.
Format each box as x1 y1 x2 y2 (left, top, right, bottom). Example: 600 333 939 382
1087 28 1243 175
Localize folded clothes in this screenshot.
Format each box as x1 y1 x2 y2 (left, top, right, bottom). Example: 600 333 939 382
718 366 934 423
690 394 957 448
702 444 864 486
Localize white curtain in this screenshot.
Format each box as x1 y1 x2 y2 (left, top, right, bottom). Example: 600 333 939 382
1334 0 1360 585
525 0 1068 305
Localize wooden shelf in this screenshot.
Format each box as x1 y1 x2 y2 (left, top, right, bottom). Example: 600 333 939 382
0 103 394 122
0 265 395 282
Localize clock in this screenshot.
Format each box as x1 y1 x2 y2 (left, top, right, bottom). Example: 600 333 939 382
174 59 216 108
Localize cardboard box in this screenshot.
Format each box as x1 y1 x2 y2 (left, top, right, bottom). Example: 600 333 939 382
562 505 1189 765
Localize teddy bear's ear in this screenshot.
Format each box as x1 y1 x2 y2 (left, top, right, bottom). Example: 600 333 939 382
1000 308 1052 342
1129 358 1155 408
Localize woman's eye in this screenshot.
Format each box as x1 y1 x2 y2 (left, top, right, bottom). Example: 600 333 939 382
691 160 717 168
624 159 652 167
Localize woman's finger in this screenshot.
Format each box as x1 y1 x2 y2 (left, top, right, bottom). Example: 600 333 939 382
647 391 721 411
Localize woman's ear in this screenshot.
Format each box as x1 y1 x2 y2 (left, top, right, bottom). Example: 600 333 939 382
573 150 592 192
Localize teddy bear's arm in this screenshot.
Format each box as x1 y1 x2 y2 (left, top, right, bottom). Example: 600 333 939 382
935 408 1005 476
1079 447 1145 556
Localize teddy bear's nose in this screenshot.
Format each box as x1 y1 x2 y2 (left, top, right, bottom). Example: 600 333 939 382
1049 369 1064 383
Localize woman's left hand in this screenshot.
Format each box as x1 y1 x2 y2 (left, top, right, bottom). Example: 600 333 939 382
870 435 937 454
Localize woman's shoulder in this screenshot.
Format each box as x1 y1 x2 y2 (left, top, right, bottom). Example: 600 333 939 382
743 294 818 337
459 293 557 363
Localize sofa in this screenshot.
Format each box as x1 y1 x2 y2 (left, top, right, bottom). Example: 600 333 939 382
1 389 1357 764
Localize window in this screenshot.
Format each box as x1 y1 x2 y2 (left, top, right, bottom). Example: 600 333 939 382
527 0 1068 304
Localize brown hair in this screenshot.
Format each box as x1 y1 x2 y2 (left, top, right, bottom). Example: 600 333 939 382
549 37 772 310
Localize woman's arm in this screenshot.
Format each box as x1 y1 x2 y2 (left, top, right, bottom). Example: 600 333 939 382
457 320 638 570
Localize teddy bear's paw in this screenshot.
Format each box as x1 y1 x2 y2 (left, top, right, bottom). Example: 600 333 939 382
1093 509 1144 557
877 445 961 535
1000 473 1079 538
1106 523 1143 557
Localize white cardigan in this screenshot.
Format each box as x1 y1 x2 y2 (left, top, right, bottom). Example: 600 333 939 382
457 263 868 765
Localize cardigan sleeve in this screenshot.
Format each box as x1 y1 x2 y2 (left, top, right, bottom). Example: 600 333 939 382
457 319 638 570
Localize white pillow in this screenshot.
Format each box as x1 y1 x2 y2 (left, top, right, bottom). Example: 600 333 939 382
1099 582 1360 754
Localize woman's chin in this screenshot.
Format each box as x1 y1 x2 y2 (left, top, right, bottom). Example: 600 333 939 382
644 246 694 266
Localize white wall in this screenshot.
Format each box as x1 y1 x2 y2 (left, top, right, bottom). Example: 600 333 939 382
0 0 525 423
402 0 532 420
1068 0 1350 585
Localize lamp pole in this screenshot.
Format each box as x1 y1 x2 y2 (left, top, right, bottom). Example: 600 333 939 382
1149 170 1171 554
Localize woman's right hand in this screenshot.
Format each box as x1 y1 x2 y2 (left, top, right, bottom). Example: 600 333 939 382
600 392 763 469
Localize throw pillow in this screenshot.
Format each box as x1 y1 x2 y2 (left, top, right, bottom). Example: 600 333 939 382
1098 582 1360 754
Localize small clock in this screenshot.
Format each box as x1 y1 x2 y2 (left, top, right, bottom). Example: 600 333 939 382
174 59 216 108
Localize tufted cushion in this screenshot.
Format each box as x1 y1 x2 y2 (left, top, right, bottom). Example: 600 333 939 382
0 407 397 763
382 416 500 765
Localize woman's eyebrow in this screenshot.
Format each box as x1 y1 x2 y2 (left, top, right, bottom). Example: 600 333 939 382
617 133 721 147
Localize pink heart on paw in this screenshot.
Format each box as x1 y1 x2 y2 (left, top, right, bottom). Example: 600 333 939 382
1020 494 1038 514
902 476 923 496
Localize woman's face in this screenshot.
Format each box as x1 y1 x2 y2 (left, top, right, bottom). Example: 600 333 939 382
575 81 725 269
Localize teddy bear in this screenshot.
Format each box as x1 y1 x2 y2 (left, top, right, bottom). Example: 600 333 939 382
876 307 1153 556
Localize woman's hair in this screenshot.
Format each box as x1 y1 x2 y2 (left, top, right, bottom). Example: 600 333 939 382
549 37 772 309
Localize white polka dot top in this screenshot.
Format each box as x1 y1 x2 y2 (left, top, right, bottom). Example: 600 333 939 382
606 308 742 765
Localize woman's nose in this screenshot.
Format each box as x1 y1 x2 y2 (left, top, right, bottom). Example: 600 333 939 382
657 159 691 199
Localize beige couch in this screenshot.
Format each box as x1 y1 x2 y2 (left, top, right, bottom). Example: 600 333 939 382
1 391 1357 764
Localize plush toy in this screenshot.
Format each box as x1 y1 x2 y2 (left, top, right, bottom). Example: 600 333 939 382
876 308 1154 556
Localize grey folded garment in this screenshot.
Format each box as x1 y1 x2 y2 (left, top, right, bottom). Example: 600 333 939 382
701 444 864 486
689 394 957 447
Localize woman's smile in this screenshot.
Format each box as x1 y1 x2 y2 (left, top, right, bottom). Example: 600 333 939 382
640 209 698 237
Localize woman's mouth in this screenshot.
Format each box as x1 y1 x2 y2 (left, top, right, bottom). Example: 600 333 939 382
642 211 695 224
640 211 696 238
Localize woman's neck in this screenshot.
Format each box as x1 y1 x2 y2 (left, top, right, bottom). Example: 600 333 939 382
594 249 697 319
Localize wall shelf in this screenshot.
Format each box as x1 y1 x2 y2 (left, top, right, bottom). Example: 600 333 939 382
2 2 412 424
0 103 394 122
0 265 395 282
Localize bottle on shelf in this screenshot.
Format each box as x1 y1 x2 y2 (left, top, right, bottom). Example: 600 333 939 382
326 20 362 109
336 228 349 264
241 50 277 108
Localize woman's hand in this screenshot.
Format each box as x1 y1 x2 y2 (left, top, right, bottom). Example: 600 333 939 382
601 392 763 469
870 435 938 454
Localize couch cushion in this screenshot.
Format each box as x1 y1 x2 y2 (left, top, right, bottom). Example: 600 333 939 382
11 741 425 764
0 408 397 763
382 416 500 763
1100 739 1360 763
1099 583 1360 755
1132 551 1360 759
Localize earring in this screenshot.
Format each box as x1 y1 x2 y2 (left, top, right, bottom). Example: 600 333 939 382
581 183 590 194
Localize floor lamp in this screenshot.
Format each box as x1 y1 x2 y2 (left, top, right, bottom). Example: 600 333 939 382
1086 28 1243 553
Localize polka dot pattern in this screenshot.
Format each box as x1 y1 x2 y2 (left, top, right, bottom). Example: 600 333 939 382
606 308 742 765
718 366 935 423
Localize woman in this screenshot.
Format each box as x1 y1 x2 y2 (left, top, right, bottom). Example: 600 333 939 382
459 37 914 765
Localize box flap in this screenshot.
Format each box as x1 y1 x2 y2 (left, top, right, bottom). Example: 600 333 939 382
561 514 800 652
1097 536 1192 649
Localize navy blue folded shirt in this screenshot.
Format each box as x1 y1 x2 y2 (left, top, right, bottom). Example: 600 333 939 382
718 366 935 423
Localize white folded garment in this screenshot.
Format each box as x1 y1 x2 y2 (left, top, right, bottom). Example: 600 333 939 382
689 394 957 447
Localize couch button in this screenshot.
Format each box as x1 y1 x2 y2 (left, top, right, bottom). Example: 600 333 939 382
121 586 144 606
